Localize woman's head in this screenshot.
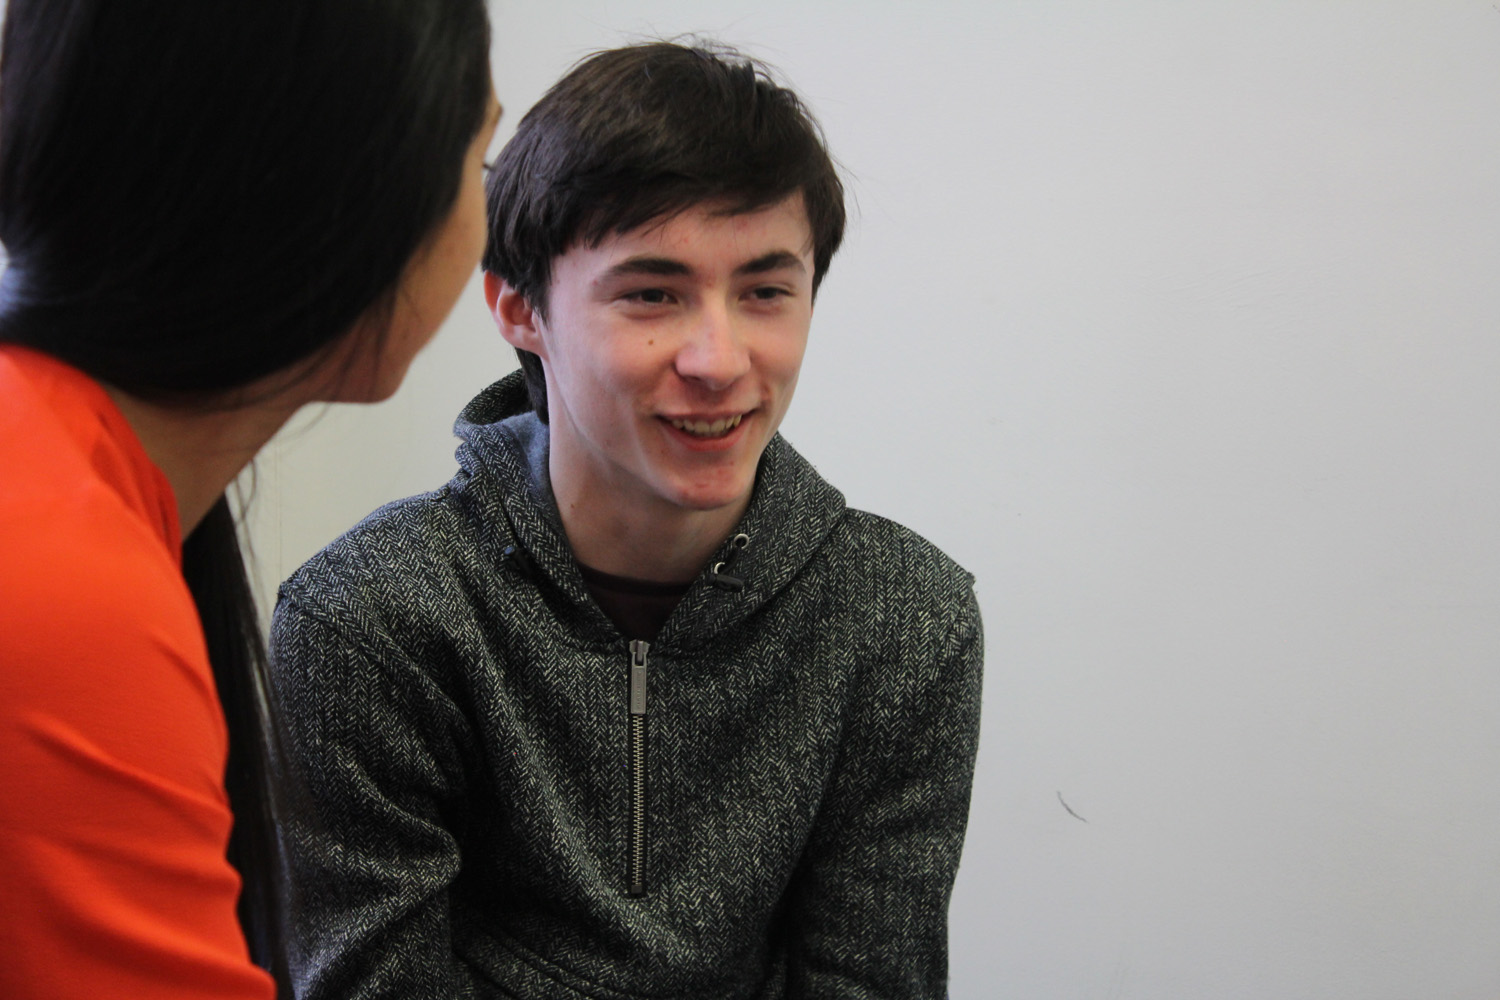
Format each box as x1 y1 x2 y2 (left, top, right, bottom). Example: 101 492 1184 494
0 0 494 401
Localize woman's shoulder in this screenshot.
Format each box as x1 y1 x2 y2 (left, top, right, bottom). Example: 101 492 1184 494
0 465 268 1000
0 376 219 787
1 347 179 549
0 401 191 648
0 485 221 768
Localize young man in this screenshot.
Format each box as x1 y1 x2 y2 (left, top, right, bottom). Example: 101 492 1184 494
269 42 982 1000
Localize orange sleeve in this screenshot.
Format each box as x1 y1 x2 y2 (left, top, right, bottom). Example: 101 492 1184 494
0 503 275 1000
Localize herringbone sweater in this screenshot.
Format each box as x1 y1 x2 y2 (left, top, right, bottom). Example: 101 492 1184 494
268 372 983 999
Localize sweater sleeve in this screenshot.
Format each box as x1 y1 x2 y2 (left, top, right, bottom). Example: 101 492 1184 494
267 585 481 1000
784 577 984 999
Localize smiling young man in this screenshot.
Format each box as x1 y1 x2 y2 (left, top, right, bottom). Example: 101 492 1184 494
268 42 983 1000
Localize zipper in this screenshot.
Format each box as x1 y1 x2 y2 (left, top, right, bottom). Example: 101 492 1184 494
627 639 649 896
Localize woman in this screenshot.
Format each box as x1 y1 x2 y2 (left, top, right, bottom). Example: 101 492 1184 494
0 2 499 997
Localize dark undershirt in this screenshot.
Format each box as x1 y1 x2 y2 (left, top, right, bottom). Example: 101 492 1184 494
577 562 692 642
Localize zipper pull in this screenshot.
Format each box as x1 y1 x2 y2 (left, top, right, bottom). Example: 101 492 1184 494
630 639 649 715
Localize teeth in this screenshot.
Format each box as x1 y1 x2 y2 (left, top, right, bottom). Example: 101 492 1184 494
670 414 744 438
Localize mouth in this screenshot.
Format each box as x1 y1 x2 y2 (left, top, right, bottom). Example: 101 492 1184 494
666 413 746 439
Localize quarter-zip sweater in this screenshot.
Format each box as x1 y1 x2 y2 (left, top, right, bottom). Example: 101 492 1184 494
268 372 984 1000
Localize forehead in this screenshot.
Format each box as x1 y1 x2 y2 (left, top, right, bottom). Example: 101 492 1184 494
567 193 814 273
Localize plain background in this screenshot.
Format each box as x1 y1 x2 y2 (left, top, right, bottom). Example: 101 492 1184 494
244 3 1500 997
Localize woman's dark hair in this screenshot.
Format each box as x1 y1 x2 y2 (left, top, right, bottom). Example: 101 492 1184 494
0 0 492 992
482 41 846 423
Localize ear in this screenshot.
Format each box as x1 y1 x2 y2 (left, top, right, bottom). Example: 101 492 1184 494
483 272 547 359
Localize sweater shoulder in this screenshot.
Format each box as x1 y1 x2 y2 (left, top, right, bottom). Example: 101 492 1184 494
800 508 982 731
829 508 976 596
276 477 493 618
805 508 981 670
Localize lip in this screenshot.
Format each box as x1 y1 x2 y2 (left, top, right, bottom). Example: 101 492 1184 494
657 410 755 452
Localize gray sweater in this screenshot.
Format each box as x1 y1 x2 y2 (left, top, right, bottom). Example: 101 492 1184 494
268 372 983 999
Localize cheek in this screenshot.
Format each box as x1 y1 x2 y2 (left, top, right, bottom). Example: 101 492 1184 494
438 205 486 301
410 179 487 326
763 324 810 383
541 306 691 415
589 335 674 394
456 177 488 262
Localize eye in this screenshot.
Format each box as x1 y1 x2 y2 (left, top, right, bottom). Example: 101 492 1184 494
624 288 673 305
747 285 792 303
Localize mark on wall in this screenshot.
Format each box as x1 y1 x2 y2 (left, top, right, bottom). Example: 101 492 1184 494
1057 791 1088 823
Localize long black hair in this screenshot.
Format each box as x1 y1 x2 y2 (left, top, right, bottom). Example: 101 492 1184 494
0 0 492 991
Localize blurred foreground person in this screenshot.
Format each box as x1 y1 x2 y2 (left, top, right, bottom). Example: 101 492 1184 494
0 2 498 997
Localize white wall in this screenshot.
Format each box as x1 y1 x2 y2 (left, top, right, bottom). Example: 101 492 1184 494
247 2 1500 996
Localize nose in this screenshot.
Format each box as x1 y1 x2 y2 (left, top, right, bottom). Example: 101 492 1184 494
674 301 750 390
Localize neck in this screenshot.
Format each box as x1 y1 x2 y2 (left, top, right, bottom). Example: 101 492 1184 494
552 470 748 584
106 388 303 536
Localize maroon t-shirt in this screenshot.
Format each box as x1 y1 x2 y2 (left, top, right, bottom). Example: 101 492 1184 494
577 563 691 641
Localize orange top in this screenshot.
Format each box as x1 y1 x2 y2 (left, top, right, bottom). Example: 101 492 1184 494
0 346 275 999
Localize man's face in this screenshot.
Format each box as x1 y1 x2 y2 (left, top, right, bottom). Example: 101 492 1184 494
523 193 815 527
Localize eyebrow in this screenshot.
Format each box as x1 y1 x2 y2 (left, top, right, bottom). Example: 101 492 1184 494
735 251 807 277
601 256 693 281
600 250 807 283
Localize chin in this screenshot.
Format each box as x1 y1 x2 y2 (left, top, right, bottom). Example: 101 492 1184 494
667 478 755 513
